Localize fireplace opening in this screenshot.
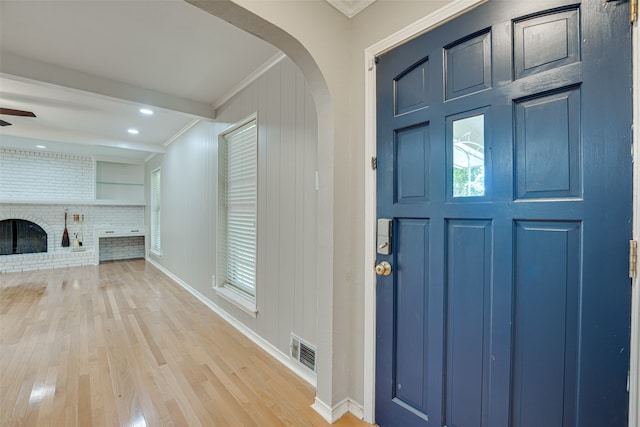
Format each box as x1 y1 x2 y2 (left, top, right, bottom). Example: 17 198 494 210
0 219 48 255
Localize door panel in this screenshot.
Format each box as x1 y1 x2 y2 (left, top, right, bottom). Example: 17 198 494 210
395 59 429 116
444 220 492 427
394 219 430 417
375 1 632 426
396 124 430 203
444 29 492 100
514 87 581 199
512 221 581 427
512 7 580 79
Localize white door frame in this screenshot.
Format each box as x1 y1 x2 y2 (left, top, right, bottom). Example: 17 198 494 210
629 10 639 427
362 1 639 424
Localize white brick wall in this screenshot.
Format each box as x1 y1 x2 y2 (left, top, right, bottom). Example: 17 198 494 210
99 236 145 262
0 148 95 201
0 204 144 249
0 148 147 273
1 203 144 273
0 250 97 273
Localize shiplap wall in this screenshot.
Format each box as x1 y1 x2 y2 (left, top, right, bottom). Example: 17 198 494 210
146 56 318 355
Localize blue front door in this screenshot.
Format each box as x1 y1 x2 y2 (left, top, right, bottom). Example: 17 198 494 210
375 1 632 426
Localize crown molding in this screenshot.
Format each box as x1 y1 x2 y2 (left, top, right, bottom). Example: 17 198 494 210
326 0 376 18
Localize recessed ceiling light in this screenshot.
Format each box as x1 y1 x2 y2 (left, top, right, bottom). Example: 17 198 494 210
128 129 139 135
139 108 153 115
36 145 47 149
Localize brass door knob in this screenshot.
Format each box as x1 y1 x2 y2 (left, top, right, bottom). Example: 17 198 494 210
375 261 392 276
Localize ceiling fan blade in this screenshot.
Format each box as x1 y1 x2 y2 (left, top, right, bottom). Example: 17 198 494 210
0 119 12 126
0 108 36 117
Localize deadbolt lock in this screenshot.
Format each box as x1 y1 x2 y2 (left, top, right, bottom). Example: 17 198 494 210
377 218 392 255
375 261 392 276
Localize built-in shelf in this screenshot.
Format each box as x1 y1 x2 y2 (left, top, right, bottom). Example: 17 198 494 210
95 226 147 238
95 226 147 265
96 161 144 203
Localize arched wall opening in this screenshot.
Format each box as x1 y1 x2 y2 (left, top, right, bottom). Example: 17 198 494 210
186 0 351 419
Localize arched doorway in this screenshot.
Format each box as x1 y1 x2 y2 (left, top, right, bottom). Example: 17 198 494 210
186 0 350 420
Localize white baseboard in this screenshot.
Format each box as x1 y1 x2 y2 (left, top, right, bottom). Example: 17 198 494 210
312 397 364 424
311 398 336 423
348 399 365 420
145 257 317 388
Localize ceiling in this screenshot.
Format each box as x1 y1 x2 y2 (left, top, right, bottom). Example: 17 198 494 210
0 0 378 164
0 0 282 163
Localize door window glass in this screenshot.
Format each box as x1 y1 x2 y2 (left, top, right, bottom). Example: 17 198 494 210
453 114 485 197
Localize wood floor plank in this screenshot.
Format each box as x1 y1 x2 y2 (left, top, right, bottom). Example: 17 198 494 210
77 374 92 427
0 260 375 426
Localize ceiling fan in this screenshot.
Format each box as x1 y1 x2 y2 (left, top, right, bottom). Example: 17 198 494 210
0 108 36 126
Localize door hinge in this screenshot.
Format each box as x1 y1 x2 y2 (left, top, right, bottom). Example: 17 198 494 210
607 0 637 24
630 240 638 278
371 156 377 170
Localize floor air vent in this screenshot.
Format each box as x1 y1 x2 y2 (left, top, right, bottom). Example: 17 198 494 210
290 334 317 372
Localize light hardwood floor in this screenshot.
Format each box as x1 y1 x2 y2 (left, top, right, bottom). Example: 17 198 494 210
0 259 373 427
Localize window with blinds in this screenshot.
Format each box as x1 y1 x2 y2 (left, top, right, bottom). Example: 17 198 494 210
218 117 257 298
150 168 161 254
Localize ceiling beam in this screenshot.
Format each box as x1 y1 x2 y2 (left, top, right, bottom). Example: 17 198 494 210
1 53 216 119
0 134 157 164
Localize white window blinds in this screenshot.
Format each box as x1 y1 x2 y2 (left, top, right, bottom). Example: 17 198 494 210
220 119 257 297
150 168 161 253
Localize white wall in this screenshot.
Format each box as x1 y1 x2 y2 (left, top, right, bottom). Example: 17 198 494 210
215 57 319 348
146 56 319 360
145 121 216 296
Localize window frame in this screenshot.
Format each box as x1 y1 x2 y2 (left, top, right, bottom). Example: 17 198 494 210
216 114 258 316
150 167 162 256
